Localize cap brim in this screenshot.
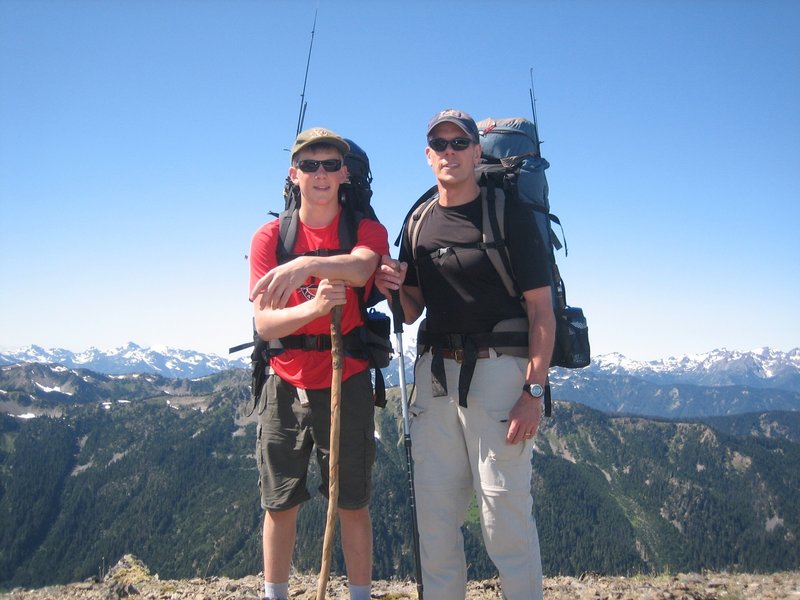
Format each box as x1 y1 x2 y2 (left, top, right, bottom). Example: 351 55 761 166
427 118 478 142
292 136 350 159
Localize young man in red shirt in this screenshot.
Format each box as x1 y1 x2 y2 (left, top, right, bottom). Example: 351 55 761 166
249 127 388 600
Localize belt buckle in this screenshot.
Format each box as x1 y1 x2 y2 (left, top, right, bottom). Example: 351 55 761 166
453 348 464 363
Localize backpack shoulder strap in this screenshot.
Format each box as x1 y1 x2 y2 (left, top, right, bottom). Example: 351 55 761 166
394 184 439 248
277 205 359 264
277 208 299 264
480 181 520 298
337 203 360 253
407 193 439 263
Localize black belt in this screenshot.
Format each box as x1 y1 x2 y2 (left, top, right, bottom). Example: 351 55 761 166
434 347 492 362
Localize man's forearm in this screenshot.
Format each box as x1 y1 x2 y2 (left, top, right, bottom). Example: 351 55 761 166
398 284 425 324
254 301 321 342
301 251 379 287
526 310 555 383
523 287 556 384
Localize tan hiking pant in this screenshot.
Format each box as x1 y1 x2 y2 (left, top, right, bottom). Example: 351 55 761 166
410 350 544 600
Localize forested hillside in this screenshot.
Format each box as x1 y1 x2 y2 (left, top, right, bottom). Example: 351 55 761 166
1 368 799 590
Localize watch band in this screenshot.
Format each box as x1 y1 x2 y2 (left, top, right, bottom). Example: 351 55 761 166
522 383 551 417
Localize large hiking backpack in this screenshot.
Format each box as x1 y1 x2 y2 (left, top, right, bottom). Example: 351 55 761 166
234 139 392 410
401 117 590 373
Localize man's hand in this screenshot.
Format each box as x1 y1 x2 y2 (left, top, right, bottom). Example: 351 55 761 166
312 279 347 316
505 393 543 445
374 255 407 297
374 254 425 324
250 258 311 310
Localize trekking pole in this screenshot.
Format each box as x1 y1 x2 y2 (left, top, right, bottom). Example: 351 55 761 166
390 290 423 599
317 304 343 600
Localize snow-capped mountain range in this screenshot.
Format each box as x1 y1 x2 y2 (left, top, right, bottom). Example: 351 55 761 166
583 347 800 391
2 343 799 419
2 343 798 391
545 347 800 418
0 342 248 379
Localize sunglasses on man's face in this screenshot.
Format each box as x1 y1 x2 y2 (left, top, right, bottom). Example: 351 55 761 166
428 137 473 152
296 159 343 173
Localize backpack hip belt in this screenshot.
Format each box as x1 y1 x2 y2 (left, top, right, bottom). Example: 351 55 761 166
419 329 529 353
270 327 369 358
419 330 528 407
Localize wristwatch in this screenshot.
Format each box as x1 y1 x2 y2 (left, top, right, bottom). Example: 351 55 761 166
522 383 544 398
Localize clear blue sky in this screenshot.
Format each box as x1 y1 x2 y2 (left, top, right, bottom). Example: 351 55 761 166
1 0 798 361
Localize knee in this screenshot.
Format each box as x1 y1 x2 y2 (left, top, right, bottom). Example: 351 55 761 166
265 505 299 525
338 505 370 523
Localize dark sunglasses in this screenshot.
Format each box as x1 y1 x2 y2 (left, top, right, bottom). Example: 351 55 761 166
428 137 473 152
296 159 343 173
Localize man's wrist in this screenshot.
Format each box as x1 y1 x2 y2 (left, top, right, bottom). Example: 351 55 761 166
522 383 544 398
522 383 547 415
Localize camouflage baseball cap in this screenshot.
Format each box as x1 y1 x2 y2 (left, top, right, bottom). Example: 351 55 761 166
291 127 350 160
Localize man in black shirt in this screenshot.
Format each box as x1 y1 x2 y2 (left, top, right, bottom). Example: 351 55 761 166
374 109 555 600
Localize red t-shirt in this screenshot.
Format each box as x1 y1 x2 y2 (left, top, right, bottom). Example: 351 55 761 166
249 210 389 389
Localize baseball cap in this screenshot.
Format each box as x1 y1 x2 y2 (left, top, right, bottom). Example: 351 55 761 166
426 109 480 143
291 127 350 160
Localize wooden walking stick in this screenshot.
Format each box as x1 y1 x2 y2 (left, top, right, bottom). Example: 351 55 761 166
317 304 343 600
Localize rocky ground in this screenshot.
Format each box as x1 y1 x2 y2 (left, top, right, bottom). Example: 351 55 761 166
2 555 799 600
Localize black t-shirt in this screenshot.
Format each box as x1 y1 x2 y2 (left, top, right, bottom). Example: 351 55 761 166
399 195 551 334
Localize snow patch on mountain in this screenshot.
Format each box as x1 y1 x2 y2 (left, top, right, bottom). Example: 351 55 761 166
34 382 72 395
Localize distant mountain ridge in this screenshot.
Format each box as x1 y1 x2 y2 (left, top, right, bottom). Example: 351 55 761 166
3 342 798 386
585 347 800 391
542 347 800 419
2 343 799 419
0 342 248 378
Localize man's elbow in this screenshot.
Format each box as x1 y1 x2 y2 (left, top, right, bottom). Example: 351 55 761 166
348 271 372 288
254 313 274 342
348 255 381 287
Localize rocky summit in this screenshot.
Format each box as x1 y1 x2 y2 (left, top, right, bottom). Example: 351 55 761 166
2 555 799 600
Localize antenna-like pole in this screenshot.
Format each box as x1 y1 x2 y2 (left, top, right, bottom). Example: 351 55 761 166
529 68 541 154
295 9 318 137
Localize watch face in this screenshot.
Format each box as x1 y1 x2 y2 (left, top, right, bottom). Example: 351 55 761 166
526 383 544 397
